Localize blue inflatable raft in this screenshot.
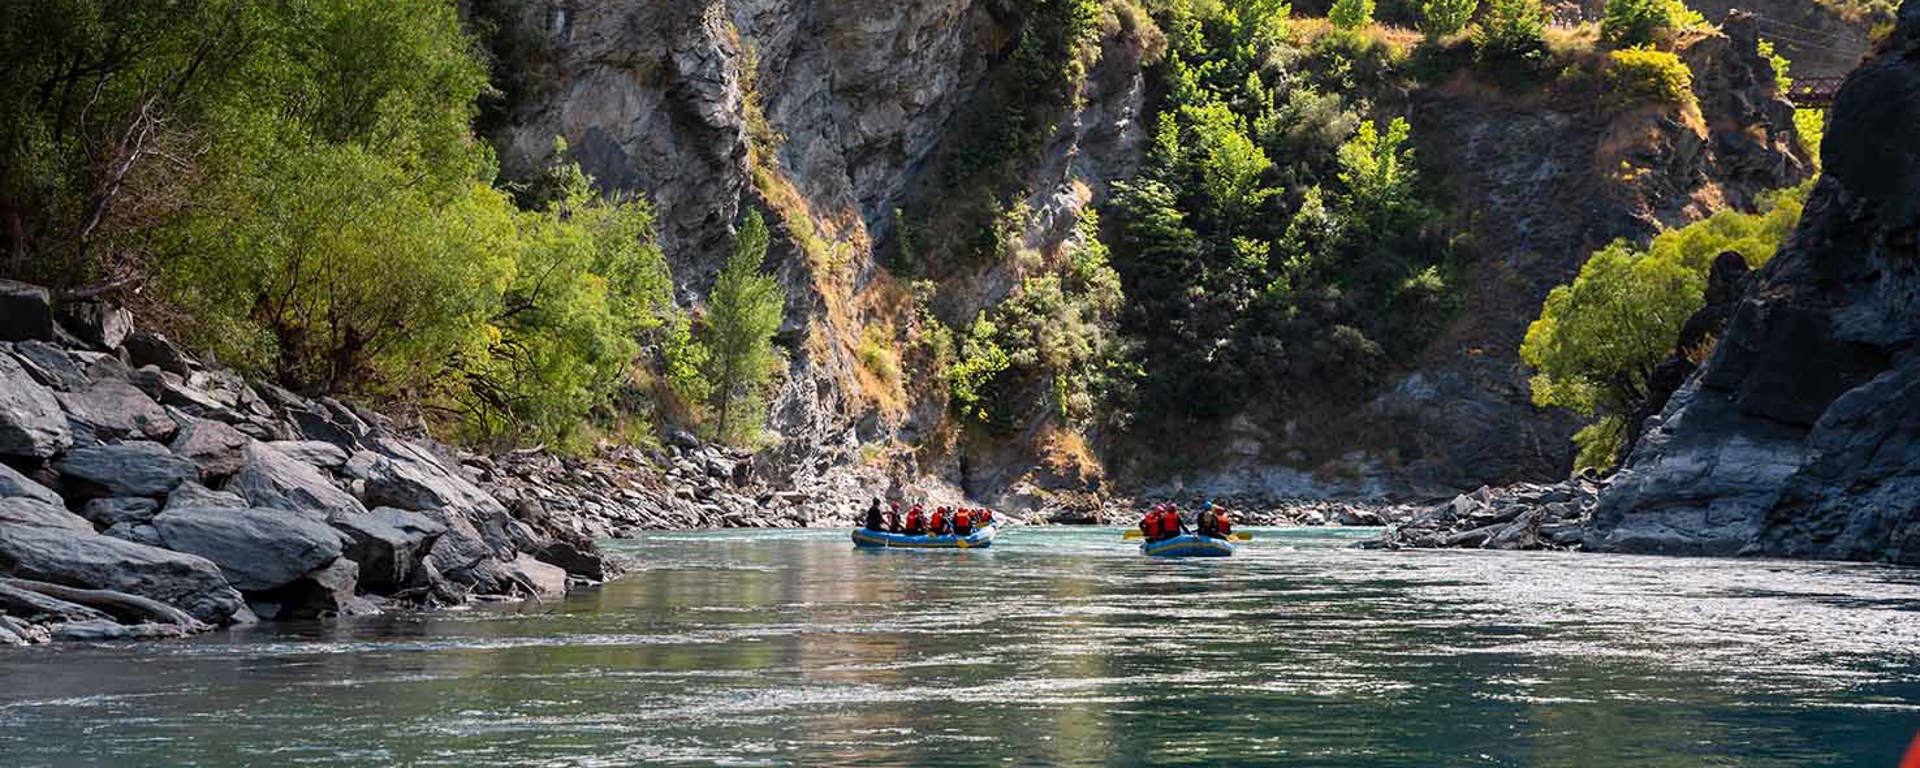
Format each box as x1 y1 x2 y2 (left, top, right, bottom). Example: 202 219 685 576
851 523 997 549
1141 534 1236 558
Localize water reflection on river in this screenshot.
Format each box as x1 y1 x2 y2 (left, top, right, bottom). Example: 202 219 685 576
2 527 1917 766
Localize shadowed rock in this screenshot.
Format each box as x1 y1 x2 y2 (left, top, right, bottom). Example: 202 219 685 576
145 507 346 593
0 522 250 624
55 441 198 498
0 352 72 458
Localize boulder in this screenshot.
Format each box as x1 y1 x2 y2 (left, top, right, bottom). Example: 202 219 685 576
0 353 72 458
123 331 192 375
78 497 160 528
0 522 249 624
145 506 346 593
331 507 447 592
536 539 609 581
268 440 350 469
164 481 248 511
225 441 366 516
56 379 177 441
0 461 63 505
0 497 93 532
55 441 198 498
507 554 568 600
252 557 363 620
56 300 132 350
419 507 513 593
11 339 88 391
363 438 507 516
169 417 250 479
0 280 55 342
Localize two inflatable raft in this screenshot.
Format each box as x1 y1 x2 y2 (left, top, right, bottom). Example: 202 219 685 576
851 523 998 549
1140 534 1237 558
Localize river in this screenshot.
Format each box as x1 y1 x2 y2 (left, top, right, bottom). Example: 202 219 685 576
2 527 1917 766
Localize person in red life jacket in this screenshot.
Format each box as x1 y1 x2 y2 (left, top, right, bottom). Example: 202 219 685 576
929 507 948 536
885 501 903 533
1213 505 1232 538
975 508 993 528
1160 503 1188 540
903 504 927 535
1139 505 1159 541
953 507 973 536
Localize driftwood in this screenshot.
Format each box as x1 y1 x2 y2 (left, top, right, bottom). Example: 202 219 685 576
0 580 111 623
0 578 203 629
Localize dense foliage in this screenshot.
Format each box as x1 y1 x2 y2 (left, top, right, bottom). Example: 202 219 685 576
1606 47 1696 106
2 0 681 451
1098 0 1456 438
1418 0 1479 41
1523 181 1810 470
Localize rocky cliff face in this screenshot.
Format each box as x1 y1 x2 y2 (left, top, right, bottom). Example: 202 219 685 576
495 1 1812 506
1587 0 1920 564
1150 16 1812 502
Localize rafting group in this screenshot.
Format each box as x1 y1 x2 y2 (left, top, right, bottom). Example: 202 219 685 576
851 500 1000 549
850 497 1247 557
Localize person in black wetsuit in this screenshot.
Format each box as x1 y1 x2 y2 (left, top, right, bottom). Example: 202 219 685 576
864 499 886 531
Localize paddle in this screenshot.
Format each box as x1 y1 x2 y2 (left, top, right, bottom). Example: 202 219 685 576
1123 530 1252 541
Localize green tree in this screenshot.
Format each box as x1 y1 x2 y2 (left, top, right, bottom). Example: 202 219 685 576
1330 0 1377 30
1522 181 1810 469
1479 0 1548 59
1522 243 1701 470
1419 0 1479 40
1600 0 1691 48
703 210 787 443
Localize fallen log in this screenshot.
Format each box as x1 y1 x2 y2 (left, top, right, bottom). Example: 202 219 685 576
0 578 205 630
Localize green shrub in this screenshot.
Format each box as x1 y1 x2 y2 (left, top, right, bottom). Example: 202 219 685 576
1419 0 1479 40
857 325 903 391
1330 0 1377 30
1478 0 1548 61
1600 0 1698 47
1606 47 1695 106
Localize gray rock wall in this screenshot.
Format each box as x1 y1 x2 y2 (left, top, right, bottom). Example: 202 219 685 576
1587 0 1920 564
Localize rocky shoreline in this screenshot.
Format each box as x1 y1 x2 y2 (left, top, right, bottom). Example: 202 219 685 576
0 280 873 646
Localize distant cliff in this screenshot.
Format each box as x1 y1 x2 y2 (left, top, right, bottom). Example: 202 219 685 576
1587 0 1920 563
488 1 1814 508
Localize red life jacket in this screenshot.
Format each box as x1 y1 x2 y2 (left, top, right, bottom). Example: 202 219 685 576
954 509 972 530
977 509 992 526
1141 510 1160 538
1216 512 1232 535
929 509 946 531
905 508 925 532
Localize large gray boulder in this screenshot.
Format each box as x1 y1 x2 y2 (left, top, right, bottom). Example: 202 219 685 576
0 353 72 457
0 497 93 533
507 554 568 600
0 461 63 505
57 300 132 350
418 506 514 593
56 379 177 442
144 507 346 593
268 440 350 469
0 280 54 342
124 331 192 375
364 438 506 516
253 557 365 620
170 417 250 479
331 507 446 592
0 522 249 624
55 441 198 498
11 339 89 391
225 441 366 516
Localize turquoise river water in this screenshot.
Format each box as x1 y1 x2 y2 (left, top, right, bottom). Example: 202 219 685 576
2 527 1918 766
